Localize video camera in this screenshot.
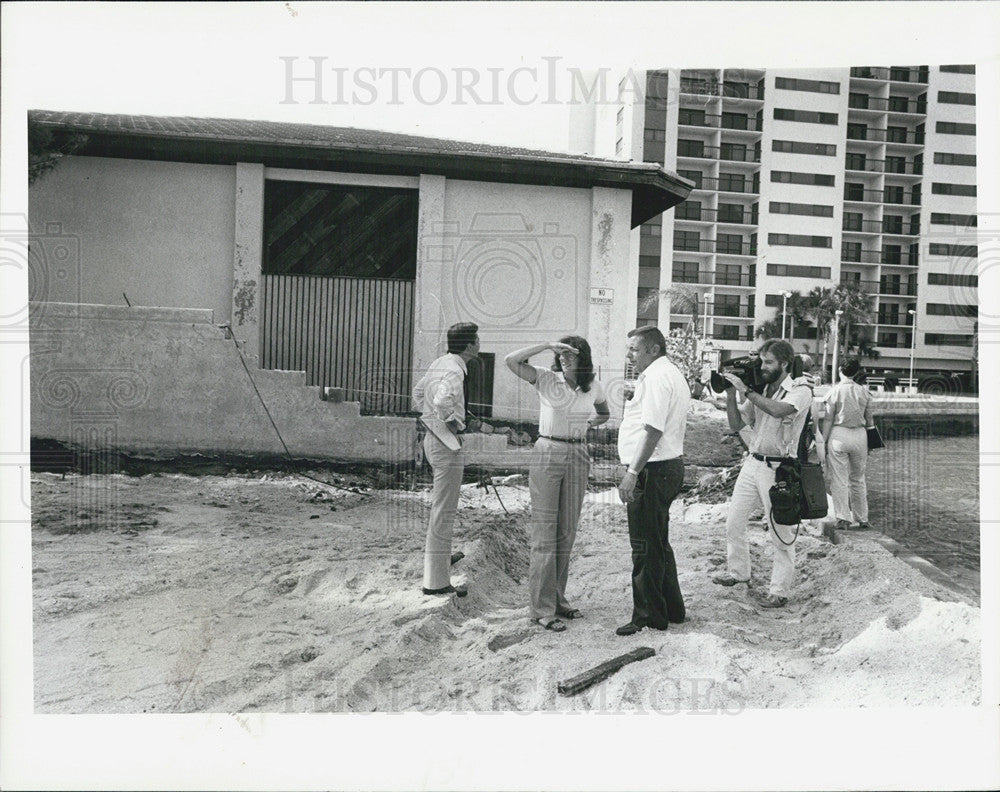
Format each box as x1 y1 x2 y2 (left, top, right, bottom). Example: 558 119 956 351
709 354 804 394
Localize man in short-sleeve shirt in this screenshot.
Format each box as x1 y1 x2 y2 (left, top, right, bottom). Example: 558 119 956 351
615 325 690 636
713 339 812 608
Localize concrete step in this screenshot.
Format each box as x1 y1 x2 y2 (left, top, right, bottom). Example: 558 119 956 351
251 369 308 388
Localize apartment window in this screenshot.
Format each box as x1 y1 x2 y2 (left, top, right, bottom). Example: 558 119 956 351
639 255 660 270
672 261 700 283
716 264 745 286
718 173 746 192
883 185 905 204
678 108 707 126
615 138 624 156
720 142 748 162
644 128 667 142
674 201 702 221
640 220 663 236
717 233 746 254
845 152 867 171
888 95 912 113
720 112 749 131
883 215 903 234
717 325 741 341
773 108 838 124
938 91 976 106
847 122 868 141
925 334 974 347
934 152 976 166
928 272 977 287
928 243 978 258
843 211 863 231
718 203 745 223
930 213 978 227
771 171 835 186
842 241 862 261
926 303 978 318
885 155 907 174
932 182 977 197
848 92 870 109
775 76 840 94
936 121 976 135
882 244 902 264
764 293 785 308
844 183 866 201
678 169 704 189
770 201 834 217
769 233 832 248
674 230 702 251
767 263 832 278
677 139 705 157
715 294 741 316
886 126 910 143
772 139 836 156
940 65 975 74
616 106 624 125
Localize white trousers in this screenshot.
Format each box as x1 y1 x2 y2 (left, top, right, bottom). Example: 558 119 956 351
725 457 797 597
828 425 869 523
422 434 464 590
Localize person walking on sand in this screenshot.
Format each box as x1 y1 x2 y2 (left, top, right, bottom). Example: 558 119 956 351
506 337 610 633
712 339 812 608
615 325 690 636
822 357 874 531
412 322 479 597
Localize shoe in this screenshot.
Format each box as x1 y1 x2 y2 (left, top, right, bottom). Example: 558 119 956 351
422 584 468 598
556 608 583 620
615 622 644 636
712 575 749 587
757 594 788 609
533 617 566 632
450 551 465 565
836 519 853 531
856 521 873 531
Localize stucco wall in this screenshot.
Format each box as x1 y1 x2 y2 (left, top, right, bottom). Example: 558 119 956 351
28 156 237 324
414 178 635 422
29 302 416 462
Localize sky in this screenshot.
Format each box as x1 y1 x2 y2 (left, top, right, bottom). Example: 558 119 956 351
2 2 1000 791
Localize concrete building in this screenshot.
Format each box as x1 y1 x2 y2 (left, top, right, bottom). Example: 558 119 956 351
580 66 979 391
27 111 690 461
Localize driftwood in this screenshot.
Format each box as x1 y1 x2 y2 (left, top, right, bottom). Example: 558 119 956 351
557 647 656 696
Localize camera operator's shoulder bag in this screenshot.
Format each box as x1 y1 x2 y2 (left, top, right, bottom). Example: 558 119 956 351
769 388 828 529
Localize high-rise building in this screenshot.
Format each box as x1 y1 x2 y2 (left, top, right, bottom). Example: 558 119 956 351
589 66 979 390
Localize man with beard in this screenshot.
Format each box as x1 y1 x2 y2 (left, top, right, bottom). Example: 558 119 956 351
712 339 812 608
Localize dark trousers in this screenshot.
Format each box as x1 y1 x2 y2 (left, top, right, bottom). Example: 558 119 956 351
626 457 685 629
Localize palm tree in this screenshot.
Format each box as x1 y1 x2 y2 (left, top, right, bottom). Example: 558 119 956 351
831 282 877 359
806 287 835 380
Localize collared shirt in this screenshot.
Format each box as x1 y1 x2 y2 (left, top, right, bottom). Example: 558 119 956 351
412 353 468 430
826 376 872 429
740 375 813 457
618 355 689 464
533 366 606 440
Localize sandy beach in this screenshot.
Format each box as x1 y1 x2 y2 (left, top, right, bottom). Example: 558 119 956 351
31 448 980 713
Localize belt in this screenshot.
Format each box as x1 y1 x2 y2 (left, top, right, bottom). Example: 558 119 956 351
751 452 792 464
539 435 587 444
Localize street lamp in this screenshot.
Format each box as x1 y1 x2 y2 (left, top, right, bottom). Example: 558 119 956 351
703 292 711 345
908 309 917 395
832 309 844 382
781 290 792 339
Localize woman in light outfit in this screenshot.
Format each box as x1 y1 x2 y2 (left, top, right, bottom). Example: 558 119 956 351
505 337 610 632
822 357 875 530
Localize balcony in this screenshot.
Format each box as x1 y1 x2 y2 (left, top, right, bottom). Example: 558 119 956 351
881 190 921 206
841 248 919 266
708 303 755 319
845 156 886 174
842 218 883 233
846 128 925 145
711 329 756 342
844 187 884 204
678 113 763 132
677 144 761 163
880 252 920 266
848 95 927 114
851 67 890 81
675 206 758 225
888 66 929 84
671 271 756 288
674 239 758 256
876 339 913 349
879 282 918 296
877 316 915 327
841 278 880 293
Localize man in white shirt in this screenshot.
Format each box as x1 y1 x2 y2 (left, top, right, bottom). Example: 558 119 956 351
412 322 479 597
615 325 690 636
713 339 812 608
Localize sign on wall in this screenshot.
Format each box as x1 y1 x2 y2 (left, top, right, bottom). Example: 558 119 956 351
590 287 614 305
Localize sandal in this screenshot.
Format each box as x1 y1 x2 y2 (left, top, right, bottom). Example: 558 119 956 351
557 608 583 619
532 617 567 632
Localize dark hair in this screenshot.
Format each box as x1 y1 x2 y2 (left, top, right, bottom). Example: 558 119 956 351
447 322 479 355
840 357 861 378
552 335 596 392
627 324 666 357
758 338 795 370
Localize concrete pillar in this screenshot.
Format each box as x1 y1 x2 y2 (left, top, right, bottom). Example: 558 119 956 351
413 173 447 375
232 162 265 364
588 186 635 397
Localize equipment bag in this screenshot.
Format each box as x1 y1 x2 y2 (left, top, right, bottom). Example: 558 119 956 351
798 461 828 519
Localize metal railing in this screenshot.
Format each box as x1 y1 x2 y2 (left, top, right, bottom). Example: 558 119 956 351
678 113 763 132
847 128 925 145
851 67 890 81
849 95 927 114
675 206 758 224
845 156 886 173
674 239 758 256
677 144 761 163
878 282 918 296
708 304 755 318
844 188 885 203
843 218 883 233
673 272 756 287
679 80 766 100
